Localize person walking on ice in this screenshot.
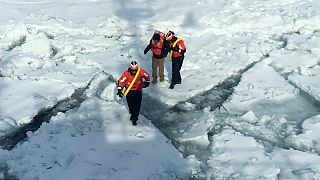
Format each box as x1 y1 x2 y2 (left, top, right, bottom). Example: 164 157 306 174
165 31 187 89
117 61 150 126
144 30 170 84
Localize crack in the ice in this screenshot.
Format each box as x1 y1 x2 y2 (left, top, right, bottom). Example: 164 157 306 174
41 31 55 40
3 27 319 178
176 54 269 113
0 162 19 180
6 36 26 51
245 31 320 156
269 30 320 136
208 113 320 157
50 46 58 59
0 74 99 150
269 64 320 142
272 30 304 50
140 54 271 178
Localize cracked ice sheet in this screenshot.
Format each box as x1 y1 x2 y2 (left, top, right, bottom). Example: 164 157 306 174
95 33 265 107
207 129 279 179
17 0 285 107
267 51 319 77
223 62 320 128
267 43 320 111
267 30 320 79
224 62 296 115
0 21 106 84
0 78 74 136
2 0 318 108
288 114 320 154
271 148 320 179
61 0 320 107
289 74 320 102
4 95 196 180
1 0 320 178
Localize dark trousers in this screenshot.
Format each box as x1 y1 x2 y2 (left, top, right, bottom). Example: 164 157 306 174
172 56 184 84
126 90 142 120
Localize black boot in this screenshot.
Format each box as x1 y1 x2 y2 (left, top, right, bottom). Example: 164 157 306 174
132 120 137 126
169 83 175 89
131 116 138 126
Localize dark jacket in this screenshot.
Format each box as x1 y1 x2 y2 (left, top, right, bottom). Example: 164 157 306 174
144 39 170 59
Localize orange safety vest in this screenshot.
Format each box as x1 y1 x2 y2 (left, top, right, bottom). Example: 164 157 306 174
151 30 165 56
118 69 150 91
170 38 186 58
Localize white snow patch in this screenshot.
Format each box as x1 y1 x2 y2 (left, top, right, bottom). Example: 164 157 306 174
0 78 74 129
288 114 320 153
272 148 320 179
5 98 191 180
289 74 320 101
21 32 52 58
207 129 280 179
224 62 296 114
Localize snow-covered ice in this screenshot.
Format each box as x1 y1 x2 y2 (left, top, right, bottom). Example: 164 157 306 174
288 114 320 154
1 0 320 179
0 78 74 135
207 129 280 179
4 95 193 180
224 62 297 115
272 148 320 179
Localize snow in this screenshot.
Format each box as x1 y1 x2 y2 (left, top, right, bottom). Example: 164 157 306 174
0 0 320 179
288 114 320 154
0 78 74 133
207 129 279 179
21 32 52 58
271 148 320 179
268 52 319 77
289 74 320 101
5 96 192 180
224 62 297 115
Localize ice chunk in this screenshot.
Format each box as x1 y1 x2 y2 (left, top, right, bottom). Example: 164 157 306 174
207 129 280 179
224 63 296 114
271 148 320 179
56 152 76 168
288 114 320 153
241 110 258 123
0 116 17 135
21 32 52 58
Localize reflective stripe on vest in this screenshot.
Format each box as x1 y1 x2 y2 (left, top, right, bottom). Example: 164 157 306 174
122 67 141 97
170 38 183 60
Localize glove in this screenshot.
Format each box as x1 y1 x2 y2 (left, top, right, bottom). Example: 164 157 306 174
144 81 150 88
173 46 180 52
117 89 123 98
144 48 148 54
181 49 186 55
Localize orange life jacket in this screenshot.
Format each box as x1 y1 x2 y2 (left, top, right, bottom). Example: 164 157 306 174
118 69 150 91
151 30 165 56
170 39 186 58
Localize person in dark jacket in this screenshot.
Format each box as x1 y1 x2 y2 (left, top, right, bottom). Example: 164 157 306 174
144 30 170 83
165 31 187 89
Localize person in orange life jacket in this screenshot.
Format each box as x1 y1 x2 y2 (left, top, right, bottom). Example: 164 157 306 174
166 31 187 89
144 30 170 83
117 61 150 126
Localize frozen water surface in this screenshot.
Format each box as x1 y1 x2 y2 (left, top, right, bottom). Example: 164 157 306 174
1 0 320 179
